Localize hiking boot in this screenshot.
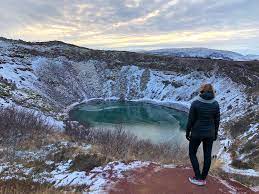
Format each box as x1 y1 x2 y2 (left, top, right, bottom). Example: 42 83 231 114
188 177 206 186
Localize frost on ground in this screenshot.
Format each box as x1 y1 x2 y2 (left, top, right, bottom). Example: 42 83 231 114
220 150 259 177
0 141 151 193
46 160 150 193
0 38 258 190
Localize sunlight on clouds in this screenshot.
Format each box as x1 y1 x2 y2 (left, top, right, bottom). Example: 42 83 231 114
2 0 258 53
11 22 259 50
113 10 160 27
13 24 100 41
15 25 77 40
70 28 259 49
113 0 178 27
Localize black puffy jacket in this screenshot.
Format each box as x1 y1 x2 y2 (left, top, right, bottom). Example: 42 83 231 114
186 91 220 139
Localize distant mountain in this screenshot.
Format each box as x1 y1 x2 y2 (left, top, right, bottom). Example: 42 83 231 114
144 48 259 61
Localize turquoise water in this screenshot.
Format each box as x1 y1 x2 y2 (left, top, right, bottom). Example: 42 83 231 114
69 100 188 144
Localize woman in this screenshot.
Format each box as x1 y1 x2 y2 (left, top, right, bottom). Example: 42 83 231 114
186 83 220 186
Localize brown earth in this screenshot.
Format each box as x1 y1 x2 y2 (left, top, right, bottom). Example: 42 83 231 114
109 164 257 194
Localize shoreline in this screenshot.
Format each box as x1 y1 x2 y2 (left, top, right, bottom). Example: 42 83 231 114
63 97 190 115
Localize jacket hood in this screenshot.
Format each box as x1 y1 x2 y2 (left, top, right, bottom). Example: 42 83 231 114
197 91 215 103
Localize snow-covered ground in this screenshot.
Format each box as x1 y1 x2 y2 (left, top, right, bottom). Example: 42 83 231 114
0 140 152 193
0 38 258 191
145 47 259 61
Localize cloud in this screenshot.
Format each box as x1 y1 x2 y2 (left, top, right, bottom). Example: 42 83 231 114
112 0 178 27
0 0 258 54
70 28 259 49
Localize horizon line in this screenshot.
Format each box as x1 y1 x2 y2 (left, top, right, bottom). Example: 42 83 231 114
0 36 258 56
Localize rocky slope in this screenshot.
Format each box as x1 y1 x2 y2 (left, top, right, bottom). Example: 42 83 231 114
0 37 258 190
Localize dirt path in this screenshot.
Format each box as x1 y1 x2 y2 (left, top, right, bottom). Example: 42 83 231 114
109 164 256 194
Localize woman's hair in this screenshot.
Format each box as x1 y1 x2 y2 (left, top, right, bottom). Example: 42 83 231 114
200 83 216 96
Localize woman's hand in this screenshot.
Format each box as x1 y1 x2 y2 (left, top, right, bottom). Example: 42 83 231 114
186 133 191 141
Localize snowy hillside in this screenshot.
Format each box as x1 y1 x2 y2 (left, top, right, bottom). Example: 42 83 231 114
0 37 258 192
145 48 259 61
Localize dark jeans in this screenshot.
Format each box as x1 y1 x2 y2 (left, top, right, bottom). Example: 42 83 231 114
189 137 214 180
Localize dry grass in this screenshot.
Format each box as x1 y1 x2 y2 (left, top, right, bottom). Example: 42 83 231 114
0 179 78 194
209 159 224 176
225 110 258 139
0 106 65 162
0 106 72 148
215 169 259 187
65 120 189 164
0 106 52 145
231 159 255 170
223 109 259 171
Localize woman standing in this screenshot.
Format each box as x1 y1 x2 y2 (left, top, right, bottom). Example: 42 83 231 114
186 83 220 186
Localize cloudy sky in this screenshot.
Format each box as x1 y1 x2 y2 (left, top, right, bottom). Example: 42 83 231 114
0 0 259 54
